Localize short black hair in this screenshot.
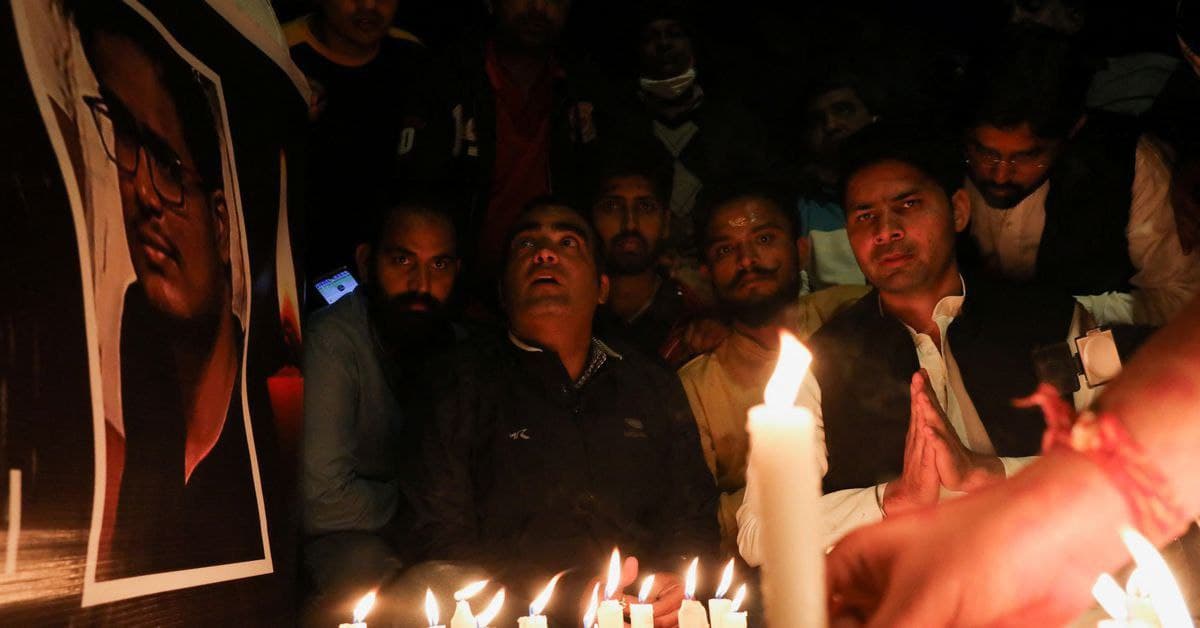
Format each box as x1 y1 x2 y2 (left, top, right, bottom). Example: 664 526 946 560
586 158 672 216
502 195 605 273
693 182 798 256
963 23 1093 140
361 191 459 258
836 122 964 207
67 0 224 189
806 67 885 118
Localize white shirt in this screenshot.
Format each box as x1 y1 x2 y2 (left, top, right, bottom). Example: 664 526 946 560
967 136 1200 327
735 280 1100 565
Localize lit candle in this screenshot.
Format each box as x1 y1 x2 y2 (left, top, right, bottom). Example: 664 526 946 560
597 548 624 628
678 558 709 628
723 585 748 628
630 575 655 628
707 559 735 628
1092 527 1194 628
747 332 825 627
426 588 445 628
519 573 563 628
474 588 505 628
6 469 20 575
339 590 376 628
450 580 488 628
583 583 600 628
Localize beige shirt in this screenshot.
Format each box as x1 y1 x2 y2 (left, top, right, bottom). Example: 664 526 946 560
967 136 1200 326
679 285 869 557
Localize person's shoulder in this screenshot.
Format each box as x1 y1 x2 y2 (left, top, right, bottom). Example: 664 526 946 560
677 349 719 384
304 291 368 344
809 288 880 342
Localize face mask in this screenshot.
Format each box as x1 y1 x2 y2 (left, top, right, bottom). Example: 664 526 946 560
639 67 697 101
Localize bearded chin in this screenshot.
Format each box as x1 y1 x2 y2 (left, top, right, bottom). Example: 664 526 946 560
367 286 451 356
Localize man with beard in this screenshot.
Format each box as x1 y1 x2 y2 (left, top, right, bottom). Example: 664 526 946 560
677 185 868 557
961 25 1199 327
302 200 462 614
590 164 704 364
416 198 717 625
735 125 1107 563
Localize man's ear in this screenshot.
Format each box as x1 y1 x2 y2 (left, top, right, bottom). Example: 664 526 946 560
354 243 372 282
951 188 971 233
211 190 229 266
597 273 610 305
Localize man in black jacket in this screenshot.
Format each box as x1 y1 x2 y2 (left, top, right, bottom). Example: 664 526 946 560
416 198 718 625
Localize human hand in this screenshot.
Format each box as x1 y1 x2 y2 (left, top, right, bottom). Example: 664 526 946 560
682 317 731 356
911 370 1003 493
619 569 684 628
880 377 941 516
828 452 1124 627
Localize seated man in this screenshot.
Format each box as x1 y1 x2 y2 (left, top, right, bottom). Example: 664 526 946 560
737 126 1105 562
416 197 718 625
796 72 880 291
961 25 1200 326
679 185 868 558
302 200 463 615
589 162 705 366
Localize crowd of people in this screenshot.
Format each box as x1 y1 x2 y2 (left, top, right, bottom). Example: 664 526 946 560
287 0 1200 625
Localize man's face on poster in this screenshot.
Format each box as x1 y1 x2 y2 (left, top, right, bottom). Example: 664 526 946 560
90 31 229 323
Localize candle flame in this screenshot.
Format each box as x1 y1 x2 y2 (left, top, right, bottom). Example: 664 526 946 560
455 580 489 602
730 584 747 613
638 575 655 603
715 558 735 598
353 590 376 623
764 331 811 408
530 572 564 616
1120 527 1193 628
1092 573 1128 620
425 588 440 626
604 548 621 600
475 588 505 627
583 582 599 628
684 557 699 600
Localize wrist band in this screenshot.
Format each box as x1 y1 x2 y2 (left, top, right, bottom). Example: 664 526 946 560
1017 384 1189 540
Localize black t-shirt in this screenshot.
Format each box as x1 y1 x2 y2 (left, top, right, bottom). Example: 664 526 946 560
288 22 429 279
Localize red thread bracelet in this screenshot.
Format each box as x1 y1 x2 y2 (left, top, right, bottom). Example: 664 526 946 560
1016 384 1190 540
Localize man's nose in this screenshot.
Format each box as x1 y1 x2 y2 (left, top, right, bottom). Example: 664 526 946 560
622 207 638 231
991 162 1016 184
533 246 559 265
736 245 758 269
408 264 431 293
872 212 903 245
132 146 164 216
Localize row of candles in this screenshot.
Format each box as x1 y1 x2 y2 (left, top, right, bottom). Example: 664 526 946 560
341 552 751 628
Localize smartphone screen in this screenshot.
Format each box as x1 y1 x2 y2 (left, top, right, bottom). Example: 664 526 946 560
314 268 359 305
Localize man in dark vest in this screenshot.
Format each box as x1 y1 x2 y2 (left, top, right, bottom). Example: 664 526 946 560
735 125 1104 559
961 25 1199 327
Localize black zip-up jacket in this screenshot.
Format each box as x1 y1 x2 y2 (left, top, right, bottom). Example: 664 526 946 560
415 333 719 622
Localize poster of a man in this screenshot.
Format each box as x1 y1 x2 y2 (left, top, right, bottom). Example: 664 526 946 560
12 0 272 604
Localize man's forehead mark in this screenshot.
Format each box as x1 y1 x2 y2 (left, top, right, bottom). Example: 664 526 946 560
727 211 762 228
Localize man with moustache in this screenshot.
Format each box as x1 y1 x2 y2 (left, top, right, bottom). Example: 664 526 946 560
678 185 867 557
961 25 1199 327
590 164 704 364
69 0 265 580
303 201 463 608
735 125 1106 562
416 198 717 625
399 0 604 313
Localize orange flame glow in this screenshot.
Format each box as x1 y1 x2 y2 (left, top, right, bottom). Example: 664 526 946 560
604 548 621 600
425 588 440 626
475 588 505 627
715 559 735 599
454 580 489 602
764 332 811 408
583 582 600 628
352 590 376 623
684 557 699 600
638 575 655 604
730 584 747 613
530 573 564 616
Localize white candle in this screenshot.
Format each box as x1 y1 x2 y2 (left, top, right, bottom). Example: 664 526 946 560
339 591 376 628
5 469 19 575
630 575 655 628
747 332 825 627
723 612 747 628
597 548 624 628
707 559 735 628
450 580 488 628
679 600 709 628
519 572 562 628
